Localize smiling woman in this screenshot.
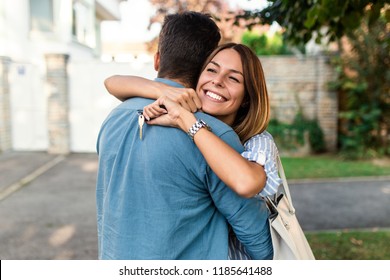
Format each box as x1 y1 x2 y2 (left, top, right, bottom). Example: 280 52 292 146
196 48 246 126
193 43 270 143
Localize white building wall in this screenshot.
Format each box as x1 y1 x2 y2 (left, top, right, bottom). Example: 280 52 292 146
9 58 157 153
1 0 123 153
68 60 156 152
10 62 48 151
0 1 30 61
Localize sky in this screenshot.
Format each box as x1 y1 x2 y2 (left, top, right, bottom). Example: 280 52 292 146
101 0 268 43
101 0 157 43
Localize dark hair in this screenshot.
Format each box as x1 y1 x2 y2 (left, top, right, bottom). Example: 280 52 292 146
157 11 221 88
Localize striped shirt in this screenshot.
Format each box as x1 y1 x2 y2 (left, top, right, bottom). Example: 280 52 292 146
229 130 282 260
242 131 282 197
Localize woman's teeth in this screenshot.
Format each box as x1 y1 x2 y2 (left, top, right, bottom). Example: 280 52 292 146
206 91 223 101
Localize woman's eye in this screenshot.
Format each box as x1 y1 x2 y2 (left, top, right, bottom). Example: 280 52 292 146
206 67 217 73
229 76 240 82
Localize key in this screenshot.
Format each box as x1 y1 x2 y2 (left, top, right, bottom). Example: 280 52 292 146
138 114 145 140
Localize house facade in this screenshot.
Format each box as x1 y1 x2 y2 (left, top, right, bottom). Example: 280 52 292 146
0 0 125 154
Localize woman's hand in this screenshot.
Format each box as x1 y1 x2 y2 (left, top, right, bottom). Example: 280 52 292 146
143 99 168 121
160 87 202 113
143 96 196 132
143 86 201 123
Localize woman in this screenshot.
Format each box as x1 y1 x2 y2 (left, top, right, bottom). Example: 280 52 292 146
105 43 282 259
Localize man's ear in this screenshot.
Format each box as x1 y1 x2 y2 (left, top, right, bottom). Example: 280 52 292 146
154 52 160 71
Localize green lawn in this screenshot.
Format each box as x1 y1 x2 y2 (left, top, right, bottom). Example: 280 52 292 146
306 230 390 260
280 155 390 260
281 155 390 179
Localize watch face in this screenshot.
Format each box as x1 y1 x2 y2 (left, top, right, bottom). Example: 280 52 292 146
201 120 211 131
256 152 266 166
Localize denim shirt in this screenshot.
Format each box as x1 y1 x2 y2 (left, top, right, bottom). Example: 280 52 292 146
96 78 273 259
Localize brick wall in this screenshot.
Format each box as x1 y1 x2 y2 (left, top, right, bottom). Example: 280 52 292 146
45 54 70 155
0 56 12 152
260 55 338 152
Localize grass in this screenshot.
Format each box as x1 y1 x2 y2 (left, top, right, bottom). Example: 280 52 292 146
306 230 390 260
280 154 390 260
281 154 390 179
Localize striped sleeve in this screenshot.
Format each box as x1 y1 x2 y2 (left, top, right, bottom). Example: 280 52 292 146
241 131 282 197
228 226 252 260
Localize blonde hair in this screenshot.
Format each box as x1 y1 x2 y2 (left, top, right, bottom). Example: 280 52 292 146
199 43 270 143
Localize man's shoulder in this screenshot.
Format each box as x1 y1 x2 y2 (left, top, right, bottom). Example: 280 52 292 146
116 97 154 110
195 112 243 152
99 98 152 135
194 112 232 134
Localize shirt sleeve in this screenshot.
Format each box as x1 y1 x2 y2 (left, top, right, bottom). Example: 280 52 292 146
206 129 273 260
241 131 282 197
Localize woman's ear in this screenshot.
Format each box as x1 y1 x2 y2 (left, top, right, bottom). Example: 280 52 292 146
154 52 160 71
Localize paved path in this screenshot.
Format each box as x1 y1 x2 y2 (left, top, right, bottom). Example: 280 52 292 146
0 151 389 259
289 179 390 231
0 152 98 260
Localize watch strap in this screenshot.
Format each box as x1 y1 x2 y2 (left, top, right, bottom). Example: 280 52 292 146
187 119 211 141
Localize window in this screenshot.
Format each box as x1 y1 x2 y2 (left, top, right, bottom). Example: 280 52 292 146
72 0 95 48
29 0 53 32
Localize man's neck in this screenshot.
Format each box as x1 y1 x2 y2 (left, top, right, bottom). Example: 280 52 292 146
155 77 188 88
170 78 189 87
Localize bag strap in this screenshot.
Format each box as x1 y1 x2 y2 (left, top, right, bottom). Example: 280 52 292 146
276 155 296 214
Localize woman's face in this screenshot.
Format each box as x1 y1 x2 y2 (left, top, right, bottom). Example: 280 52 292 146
196 48 245 126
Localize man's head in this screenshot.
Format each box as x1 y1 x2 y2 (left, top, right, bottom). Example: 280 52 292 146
154 11 221 88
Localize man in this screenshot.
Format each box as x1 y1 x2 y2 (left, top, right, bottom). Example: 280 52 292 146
96 11 272 259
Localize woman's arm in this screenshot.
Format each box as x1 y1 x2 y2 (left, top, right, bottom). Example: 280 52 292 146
242 132 282 197
104 75 201 112
104 75 163 101
146 96 266 198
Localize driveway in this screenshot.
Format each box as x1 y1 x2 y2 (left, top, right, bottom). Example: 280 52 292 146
0 152 389 259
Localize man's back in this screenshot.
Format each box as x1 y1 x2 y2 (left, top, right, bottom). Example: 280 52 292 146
96 84 272 260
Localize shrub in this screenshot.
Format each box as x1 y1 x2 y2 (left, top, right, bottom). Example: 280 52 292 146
241 31 293 56
268 112 325 154
328 12 389 159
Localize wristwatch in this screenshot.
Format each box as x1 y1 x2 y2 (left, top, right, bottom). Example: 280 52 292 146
187 119 212 141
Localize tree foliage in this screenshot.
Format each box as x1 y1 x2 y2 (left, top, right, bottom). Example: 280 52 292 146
238 1 389 157
147 0 389 47
241 31 293 55
148 0 224 24
237 0 389 45
329 12 390 158
147 0 240 47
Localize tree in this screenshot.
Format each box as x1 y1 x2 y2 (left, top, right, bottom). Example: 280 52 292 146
237 0 389 45
146 0 247 52
329 12 389 158
236 1 389 157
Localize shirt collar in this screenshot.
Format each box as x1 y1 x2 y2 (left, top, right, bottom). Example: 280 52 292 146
154 78 185 88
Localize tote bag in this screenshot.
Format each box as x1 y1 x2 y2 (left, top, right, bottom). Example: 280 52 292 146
265 156 315 260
